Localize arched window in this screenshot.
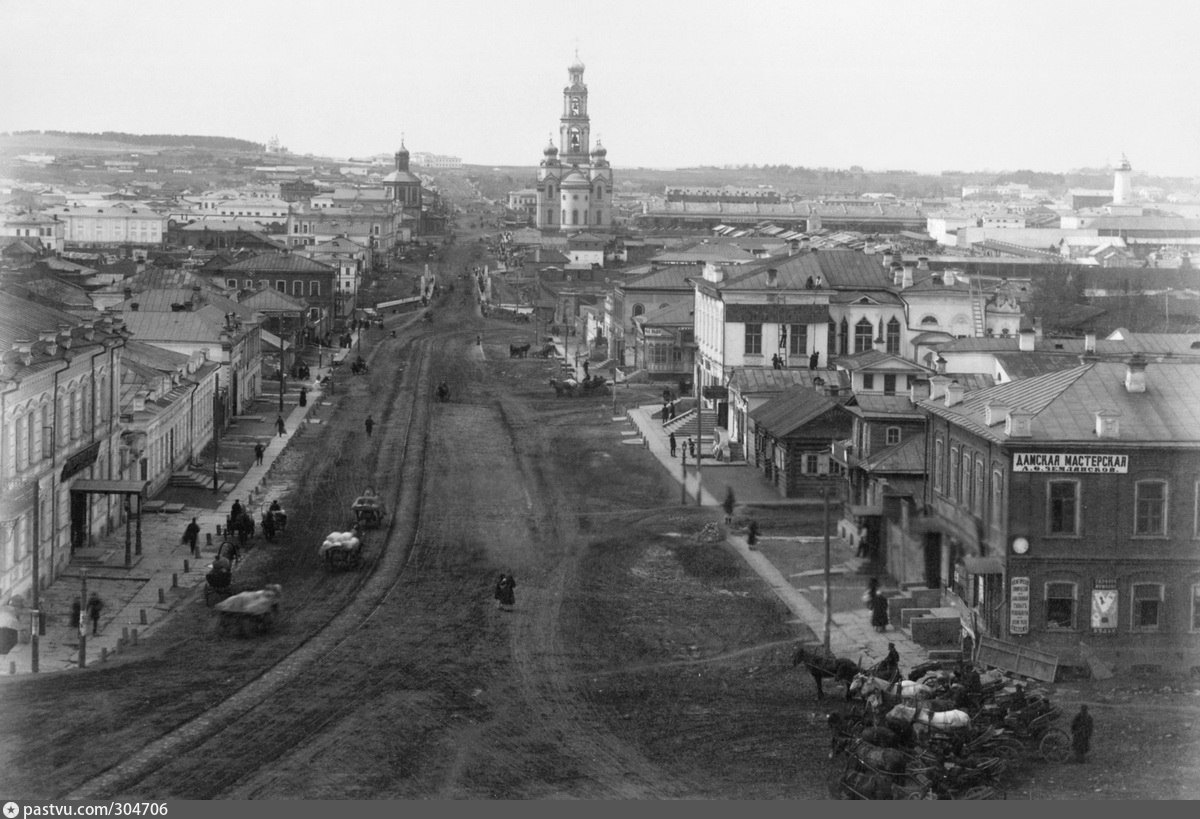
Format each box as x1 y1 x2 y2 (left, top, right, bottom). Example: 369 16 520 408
920 315 939 326
854 318 874 352
631 304 645 318
827 321 836 356
886 317 902 353
838 318 849 355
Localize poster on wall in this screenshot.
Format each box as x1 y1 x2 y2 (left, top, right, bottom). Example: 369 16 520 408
1009 576 1030 635
1092 578 1118 633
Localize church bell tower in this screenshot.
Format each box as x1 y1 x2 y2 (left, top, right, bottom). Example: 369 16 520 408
559 53 590 165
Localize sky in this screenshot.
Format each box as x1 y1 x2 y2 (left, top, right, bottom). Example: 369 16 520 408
2 0 1198 177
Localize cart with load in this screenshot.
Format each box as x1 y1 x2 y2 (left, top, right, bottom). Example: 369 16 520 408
213 584 281 637
261 502 287 541
320 529 364 571
352 489 387 529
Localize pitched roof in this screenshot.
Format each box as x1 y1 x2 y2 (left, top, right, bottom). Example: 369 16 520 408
725 249 893 291
620 263 702 290
850 394 926 418
923 361 1200 444
860 432 927 473
835 350 933 373
222 253 334 274
240 288 309 312
749 386 848 437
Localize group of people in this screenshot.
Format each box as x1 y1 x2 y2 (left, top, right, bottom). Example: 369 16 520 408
69 592 104 636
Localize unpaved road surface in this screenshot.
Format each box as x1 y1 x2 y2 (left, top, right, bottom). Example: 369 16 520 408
2 230 1198 800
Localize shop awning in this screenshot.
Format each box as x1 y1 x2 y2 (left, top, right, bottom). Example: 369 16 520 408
70 480 149 495
963 555 1004 575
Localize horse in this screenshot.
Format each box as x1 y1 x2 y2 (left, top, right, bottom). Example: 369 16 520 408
887 703 971 743
509 342 531 358
792 644 860 701
436 382 450 403
548 378 577 397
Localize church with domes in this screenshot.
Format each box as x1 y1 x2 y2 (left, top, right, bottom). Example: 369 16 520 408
534 55 614 233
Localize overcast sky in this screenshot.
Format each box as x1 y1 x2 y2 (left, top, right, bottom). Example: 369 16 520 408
2 0 1197 176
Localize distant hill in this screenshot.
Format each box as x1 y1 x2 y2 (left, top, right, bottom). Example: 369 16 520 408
0 130 265 153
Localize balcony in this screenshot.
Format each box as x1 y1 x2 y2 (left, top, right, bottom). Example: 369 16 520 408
831 438 861 468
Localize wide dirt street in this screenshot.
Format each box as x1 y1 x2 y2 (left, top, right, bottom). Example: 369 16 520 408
2 225 1198 800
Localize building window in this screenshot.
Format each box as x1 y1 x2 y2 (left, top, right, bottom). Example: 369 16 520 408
962 450 973 508
1135 480 1167 536
920 315 938 326
1131 583 1163 630
1192 584 1200 631
227 279 237 288
744 323 762 355
838 319 849 355
804 453 819 474
934 438 944 490
854 318 874 352
1048 480 1079 535
827 322 836 357
276 280 285 291
1045 581 1077 630
991 469 1003 527
292 281 303 296
788 323 807 356
883 374 897 395
950 446 960 501
310 281 320 296
862 374 874 390
886 317 901 353
885 427 901 446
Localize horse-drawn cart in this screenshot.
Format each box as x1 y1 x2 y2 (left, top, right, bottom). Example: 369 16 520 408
352 489 387 529
320 529 364 571
213 584 281 637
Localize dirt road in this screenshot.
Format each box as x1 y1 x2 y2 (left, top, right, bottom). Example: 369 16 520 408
2 231 1198 800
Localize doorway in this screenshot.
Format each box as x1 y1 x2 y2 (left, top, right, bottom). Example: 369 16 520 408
923 532 942 588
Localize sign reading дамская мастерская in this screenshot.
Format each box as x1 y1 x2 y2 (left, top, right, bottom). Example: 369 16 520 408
1012 453 1129 473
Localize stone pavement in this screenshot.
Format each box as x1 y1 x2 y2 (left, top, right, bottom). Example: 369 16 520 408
624 404 929 672
2 334 365 677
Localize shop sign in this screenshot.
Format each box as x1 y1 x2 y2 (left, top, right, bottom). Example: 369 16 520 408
61 441 101 481
1012 453 1128 473
702 386 728 400
1009 576 1030 635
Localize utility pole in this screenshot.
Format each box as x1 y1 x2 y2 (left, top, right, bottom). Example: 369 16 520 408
78 570 87 669
823 483 832 652
278 315 287 416
695 376 702 507
30 481 39 673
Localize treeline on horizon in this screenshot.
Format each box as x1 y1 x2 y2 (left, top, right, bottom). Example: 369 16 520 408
5 130 264 152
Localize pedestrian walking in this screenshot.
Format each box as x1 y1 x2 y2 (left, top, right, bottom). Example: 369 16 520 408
870 590 890 632
669 432 677 458
723 486 736 524
70 598 82 630
494 573 516 610
299 387 307 407
275 415 286 437
809 352 819 370
688 437 696 458
254 442 265 465
746 519 759 547
1071 705 1094 763
878 642 901 682
183 517 201 558
86 592 103 636
365 415 374 437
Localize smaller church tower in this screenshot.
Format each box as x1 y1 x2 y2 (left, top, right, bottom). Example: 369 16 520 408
1113 154 1132 205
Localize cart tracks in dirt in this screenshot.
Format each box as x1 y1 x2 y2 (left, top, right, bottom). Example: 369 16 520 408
66 339 436 800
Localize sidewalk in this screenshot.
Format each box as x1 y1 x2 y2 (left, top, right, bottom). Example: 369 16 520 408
2 334 364 677
625 404 929 672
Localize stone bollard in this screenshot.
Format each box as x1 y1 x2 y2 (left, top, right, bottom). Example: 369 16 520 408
183 559 190 573
140 609 148 625
9 661 15 675
172 573 179 589
207 533 213 546
122 626 129 642
101 647 108 663
131 629 138 646
158 588 166 604
216 525 222 536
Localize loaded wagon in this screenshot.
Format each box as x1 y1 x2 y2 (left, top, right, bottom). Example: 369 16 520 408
213 584 281 637
320 529 364 571
352 489 387 529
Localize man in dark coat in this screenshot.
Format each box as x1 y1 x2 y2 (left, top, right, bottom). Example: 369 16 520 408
275 415 286 437
254 442 265 465
183 517 201 558
1071 705 1094 762
870 592 889 632
365 415 374 437
86 592 103 636
669 432 677 458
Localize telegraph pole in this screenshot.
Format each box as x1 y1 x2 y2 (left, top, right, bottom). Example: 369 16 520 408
30 481 39 673
695 377 702 507
823 483 832 652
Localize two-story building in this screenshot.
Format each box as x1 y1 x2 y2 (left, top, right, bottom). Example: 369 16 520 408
0 298 131 606
911 357 1200 675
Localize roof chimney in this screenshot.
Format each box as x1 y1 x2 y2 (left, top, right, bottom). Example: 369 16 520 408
1018 326 1036 352
917 256 930 270
928 374 951 401
766 268 779 288
901 266 913 289
891 262 905 286
1125 353 1148 393
985 402 1010 426
1095 409 1121 438
882 250 895 268
909 380 930 404
1084 332 1096 353
935 354 947 374
1005 407 1033 438
788 239 800 255
123 287 133 301
944 379 965 407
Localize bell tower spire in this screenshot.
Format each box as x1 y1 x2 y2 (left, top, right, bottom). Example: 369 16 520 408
560 52 589 165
